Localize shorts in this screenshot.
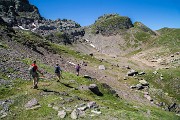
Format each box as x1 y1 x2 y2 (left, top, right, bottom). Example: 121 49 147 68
55 72 61 77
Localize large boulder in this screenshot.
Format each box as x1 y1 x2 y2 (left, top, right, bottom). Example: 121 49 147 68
127 69 138 76
89 84 103 96
24 98 41 110
139 80 149 86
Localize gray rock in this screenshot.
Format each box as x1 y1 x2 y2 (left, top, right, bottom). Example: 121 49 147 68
98 65 105 70
87 101 98 109
138 71 145 75
89 84 103 96
144 95 153 101
48 103 54 108
78 85 89 91
0 112 7 119
52 106 59 111
139 80 149 86
71 109 78 119
24 98 39 109
78 106 88 111
130 85 136 89
153 71 158 74
136 84 144 90
26 105 41 110
84 75 91 79
124 65 130 69
127 69 138 76
91 109 101 114
58 110 66 118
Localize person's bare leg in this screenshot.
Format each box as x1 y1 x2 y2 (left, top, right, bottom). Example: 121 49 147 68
33 78 35 87
34 77 38 88
57 73 60 82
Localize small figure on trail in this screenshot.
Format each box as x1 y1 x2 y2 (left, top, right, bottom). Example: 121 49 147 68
55 63 62 82
29 61 43 89
75 64 81 76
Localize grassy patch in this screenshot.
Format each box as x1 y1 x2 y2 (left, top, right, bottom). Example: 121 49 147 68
1 62 179 119
152 28 180 53
49 43 100 64
140 68 180 103
0 42 8 49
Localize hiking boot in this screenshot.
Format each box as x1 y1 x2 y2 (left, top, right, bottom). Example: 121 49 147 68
33 85 38 89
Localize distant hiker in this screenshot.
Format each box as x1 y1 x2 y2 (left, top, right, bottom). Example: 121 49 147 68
29 61 43 89
55 63 62 82
75 64 81 76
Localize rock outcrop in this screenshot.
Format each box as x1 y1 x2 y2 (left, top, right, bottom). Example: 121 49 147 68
0 0 84 44
91 14 133 36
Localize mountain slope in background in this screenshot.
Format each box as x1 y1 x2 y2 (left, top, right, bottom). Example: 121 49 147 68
0 0 179 119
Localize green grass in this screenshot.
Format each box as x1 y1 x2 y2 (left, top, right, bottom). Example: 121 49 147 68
134 32 151 43
1 54 178 119
124 48 142 57
152 28 180 53
0 42 8 49
1 59 179 119
4 76 179 120
139 68 180 103
49 43 101 64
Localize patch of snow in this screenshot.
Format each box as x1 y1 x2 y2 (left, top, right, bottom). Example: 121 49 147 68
32 23 36 27
67 61 76 66
85 39 89 42
90 44 95 48
18 26 29 31
31 28 37 32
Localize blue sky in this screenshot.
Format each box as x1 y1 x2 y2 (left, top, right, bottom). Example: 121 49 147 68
29 0 180 30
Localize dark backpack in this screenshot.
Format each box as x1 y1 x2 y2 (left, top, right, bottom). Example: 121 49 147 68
55 66 60 73
76 65 80 71
29 66 35 74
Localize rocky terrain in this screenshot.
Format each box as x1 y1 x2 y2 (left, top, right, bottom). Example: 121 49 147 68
0 0 85 44
0 0 180 120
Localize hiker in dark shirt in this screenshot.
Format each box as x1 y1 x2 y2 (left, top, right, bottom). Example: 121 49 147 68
55 63 62 82
75 64 81 76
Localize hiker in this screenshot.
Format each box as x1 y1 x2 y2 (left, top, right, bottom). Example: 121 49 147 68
75 64 81 76
29 61 43 89
55 63 62 82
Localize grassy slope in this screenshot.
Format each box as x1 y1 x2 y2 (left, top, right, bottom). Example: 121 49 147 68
124 28 180 111
154 28 180 53
0 27 179 119
1 61 179 120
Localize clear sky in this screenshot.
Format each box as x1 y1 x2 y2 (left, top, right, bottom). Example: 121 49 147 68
29 0 180 30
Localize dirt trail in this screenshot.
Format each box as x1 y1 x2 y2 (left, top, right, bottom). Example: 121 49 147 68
2 40 155 106
71 43 158 105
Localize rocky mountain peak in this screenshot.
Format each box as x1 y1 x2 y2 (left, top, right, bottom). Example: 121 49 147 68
0 0 41 19
91 14 133 36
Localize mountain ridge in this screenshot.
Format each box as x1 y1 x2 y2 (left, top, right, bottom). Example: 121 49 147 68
0 0 179 119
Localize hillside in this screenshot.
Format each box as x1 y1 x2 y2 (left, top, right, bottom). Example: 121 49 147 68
0 1 180 120
1 22 179 120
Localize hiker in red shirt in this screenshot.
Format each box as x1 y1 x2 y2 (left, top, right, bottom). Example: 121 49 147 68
30 61 43 89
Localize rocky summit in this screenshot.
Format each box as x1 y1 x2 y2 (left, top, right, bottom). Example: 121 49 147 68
0 0 180 120
0 0 84 44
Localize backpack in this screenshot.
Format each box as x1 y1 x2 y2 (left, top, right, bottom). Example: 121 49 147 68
29 66 35 75
55 66 60 73
76 65 80 71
